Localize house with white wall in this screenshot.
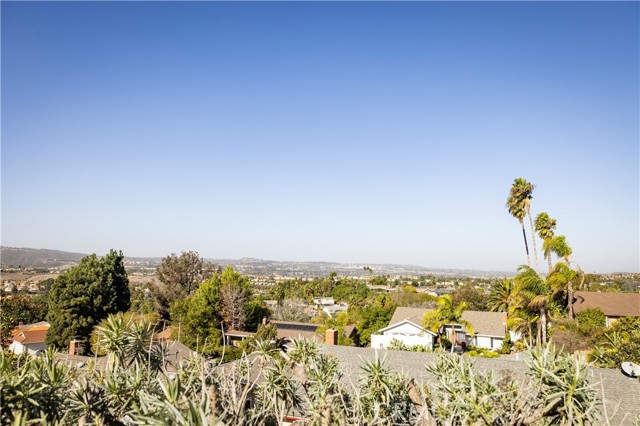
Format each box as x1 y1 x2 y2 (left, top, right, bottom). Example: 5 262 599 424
8 322 50 355
371 307 507 351
370 318 437 349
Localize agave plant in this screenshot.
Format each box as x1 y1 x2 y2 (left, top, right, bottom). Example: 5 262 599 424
527 343 600 425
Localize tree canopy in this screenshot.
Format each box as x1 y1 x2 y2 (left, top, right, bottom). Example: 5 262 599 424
46 250 130 349
152 251 216 317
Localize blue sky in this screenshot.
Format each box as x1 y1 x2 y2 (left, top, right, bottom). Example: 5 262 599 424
2 2 638 273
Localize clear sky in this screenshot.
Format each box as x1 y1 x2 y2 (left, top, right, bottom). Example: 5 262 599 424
2 2 638 273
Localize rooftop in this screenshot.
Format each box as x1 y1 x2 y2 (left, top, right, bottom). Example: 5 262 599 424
389 307 507 337
320 344 640 426
573 291 640 317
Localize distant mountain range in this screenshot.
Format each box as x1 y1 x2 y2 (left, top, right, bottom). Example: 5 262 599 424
0 246 514 278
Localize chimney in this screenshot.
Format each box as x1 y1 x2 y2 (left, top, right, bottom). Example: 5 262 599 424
69 338 84 356
325 328 338 345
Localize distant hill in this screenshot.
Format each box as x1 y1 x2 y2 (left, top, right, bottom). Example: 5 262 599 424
1 246 514 278
1 247 87 268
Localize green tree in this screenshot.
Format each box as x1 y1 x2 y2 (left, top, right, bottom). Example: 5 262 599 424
0 295 48 344
219 266 252 331
423 295 475 353
451 283 487 311
511 178 538 268
355 294 397 347
46 250 131 349
176 275 222 355
550 235 572 264
173 266 254 355
548 262 581 319
515 265 552 345
534 212 557 272
487 279 515 313
152 251 215 317
244 299 271 332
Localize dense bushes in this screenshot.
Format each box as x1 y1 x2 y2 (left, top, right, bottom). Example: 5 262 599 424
589 317 640 369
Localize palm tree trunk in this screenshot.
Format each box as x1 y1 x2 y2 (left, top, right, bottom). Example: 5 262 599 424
520 221 530 267
540 308 547 345
567 280 574 320
547 255 553 274
527 208 539 268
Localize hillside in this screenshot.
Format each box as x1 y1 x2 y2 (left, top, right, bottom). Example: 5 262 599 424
0 246 513 278
1 247 87 268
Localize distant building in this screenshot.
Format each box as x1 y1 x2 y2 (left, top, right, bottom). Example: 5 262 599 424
224 319 359 347
9 321 50 355
572 291 640 327
312 297 335 307
322 302 348 318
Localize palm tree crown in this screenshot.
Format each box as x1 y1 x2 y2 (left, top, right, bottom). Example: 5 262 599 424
423 295 475 352
535 212 557 271
515 265 551 345
487 279 515 313
509 178 539 268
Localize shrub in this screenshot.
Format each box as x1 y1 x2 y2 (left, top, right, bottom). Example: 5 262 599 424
550 328 593 354
499 334 512 354
387 338 407 351
575 308 605 332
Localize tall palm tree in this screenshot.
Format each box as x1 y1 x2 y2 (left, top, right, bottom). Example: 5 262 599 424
506 306 538 347
534 212 557 272
487 279 517 343
423 295 475 353
487 279 516 313
548 262 583 320
515 266 551 345
506 195 531 267
509 178 538 268
550 235 572 264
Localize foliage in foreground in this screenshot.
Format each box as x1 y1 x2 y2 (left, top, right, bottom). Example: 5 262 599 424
2 343 612 426
0 312 612 426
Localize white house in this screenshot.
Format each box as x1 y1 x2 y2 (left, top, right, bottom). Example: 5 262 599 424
9 322 50 355
371 307 508 351
371 318 437 349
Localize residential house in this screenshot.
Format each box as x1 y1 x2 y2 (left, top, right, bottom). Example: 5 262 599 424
9 321 50 355
312 297 335 307
370 307 507 351
572 291 640 327
224 320 359 347
322 302 348 318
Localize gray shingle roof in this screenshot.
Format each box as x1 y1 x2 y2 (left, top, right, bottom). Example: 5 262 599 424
389 307 507 337
320 345 640 426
